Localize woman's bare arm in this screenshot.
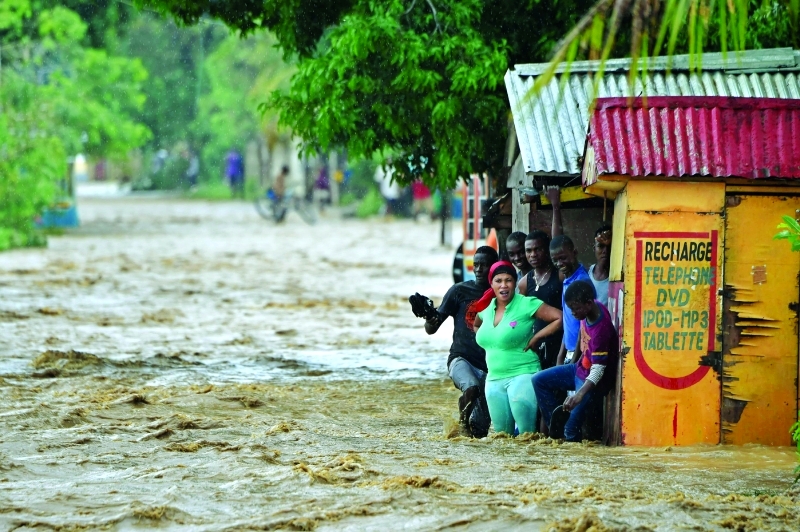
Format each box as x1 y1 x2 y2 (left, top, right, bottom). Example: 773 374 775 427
524 303 563 351
534 303 562 323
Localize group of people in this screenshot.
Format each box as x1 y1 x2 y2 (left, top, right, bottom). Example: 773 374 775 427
412 195 618 441
374 161 437 220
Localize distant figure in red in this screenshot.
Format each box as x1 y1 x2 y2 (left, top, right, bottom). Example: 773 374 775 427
411 180 434 221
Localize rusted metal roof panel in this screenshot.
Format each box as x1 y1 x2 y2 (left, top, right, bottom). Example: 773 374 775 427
505 48 800 176
588 96 800 179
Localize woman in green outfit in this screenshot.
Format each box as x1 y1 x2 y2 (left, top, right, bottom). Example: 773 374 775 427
473 261 563 435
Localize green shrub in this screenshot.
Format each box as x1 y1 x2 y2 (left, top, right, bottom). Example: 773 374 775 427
244 177 261 200
339 192 357 207
0 75 63 251
342 159 378 200
158 156 190 190
186 180 232 200
356 188 383 218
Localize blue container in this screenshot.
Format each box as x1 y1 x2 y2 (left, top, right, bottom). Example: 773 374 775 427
451 194 463 219
36 206 80 228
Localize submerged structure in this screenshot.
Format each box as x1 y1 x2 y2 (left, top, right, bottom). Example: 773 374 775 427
584 96 800 446
505 49 800 446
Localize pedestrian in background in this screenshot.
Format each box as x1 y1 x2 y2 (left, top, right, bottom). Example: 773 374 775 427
411 180 434 221
313 166 331 212
185 149 199 189
271 165 290 223
225 150 245 198
375 160 401 216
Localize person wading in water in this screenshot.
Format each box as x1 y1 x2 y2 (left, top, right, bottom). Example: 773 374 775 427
409 246 498 437
471 261 562 435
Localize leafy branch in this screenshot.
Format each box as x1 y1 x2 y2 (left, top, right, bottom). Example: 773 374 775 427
773 215 800 252
531 0 799 98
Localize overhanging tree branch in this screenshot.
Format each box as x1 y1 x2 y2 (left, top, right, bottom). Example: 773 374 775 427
426 0 442 34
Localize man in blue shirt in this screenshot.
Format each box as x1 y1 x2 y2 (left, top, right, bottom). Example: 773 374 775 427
550 235 595 365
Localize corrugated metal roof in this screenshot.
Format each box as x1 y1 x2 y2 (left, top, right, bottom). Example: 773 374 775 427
587 96 800 179
505 48 800 176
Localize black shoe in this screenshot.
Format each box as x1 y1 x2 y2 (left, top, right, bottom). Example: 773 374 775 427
458 390 475 436
468 396 490 438
549 405 571 439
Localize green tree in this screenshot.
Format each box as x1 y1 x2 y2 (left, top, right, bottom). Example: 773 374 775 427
0 1 150 249
270 0 510 188
142 0 595 188
194 31 294 182
3 4 150 158
117 13 225 152
0 72 65 249
40 0 135 49
142 0 799 188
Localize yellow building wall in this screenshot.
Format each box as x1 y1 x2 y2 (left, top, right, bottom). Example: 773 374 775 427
610 189 627 283
620 181 725 446
722 195 800 445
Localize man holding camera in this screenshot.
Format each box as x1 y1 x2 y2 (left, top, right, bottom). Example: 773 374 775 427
409 246 498 437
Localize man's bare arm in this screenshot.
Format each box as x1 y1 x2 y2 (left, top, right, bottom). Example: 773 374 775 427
424 314 443 335
546 186 563 237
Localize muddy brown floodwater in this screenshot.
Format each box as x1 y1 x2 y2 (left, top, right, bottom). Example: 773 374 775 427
0 197 797 531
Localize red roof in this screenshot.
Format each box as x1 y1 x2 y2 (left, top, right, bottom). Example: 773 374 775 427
587 96 800 179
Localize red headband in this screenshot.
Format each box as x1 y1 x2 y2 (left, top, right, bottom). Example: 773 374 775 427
488 261 515 280
472 261 516 314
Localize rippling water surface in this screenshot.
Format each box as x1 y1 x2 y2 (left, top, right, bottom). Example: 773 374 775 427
0 198 796 531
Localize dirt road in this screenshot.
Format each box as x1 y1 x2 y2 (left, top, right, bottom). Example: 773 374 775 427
0 198 796 531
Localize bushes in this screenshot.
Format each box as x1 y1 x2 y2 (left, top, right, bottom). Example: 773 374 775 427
0 74 64 251
186 180 231 200
1 2 150 251
355 188 384 218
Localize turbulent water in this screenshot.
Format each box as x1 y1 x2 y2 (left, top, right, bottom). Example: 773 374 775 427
0 197 797 531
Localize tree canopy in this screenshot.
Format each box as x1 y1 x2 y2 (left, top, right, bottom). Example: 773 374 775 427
0 0 150 248
547 0 796 79
144 0 796 188
144 0 595 188
195 30 295 181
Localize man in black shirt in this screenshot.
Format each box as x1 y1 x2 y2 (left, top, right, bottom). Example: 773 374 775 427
422 246 498 437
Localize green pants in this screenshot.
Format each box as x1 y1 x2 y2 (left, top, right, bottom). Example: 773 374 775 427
485 373 538 435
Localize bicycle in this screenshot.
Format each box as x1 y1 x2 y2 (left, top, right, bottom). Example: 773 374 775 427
254 188 317 225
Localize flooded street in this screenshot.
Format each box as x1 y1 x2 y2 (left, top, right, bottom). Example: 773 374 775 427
0 198 797 531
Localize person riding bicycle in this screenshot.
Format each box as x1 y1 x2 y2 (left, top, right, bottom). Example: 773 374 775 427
273 165 289 198
255 165 316 225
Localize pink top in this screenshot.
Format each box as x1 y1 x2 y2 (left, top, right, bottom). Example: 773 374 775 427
411 181 431 199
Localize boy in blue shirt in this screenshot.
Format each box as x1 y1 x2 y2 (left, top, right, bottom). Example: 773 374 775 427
549 235 595 365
